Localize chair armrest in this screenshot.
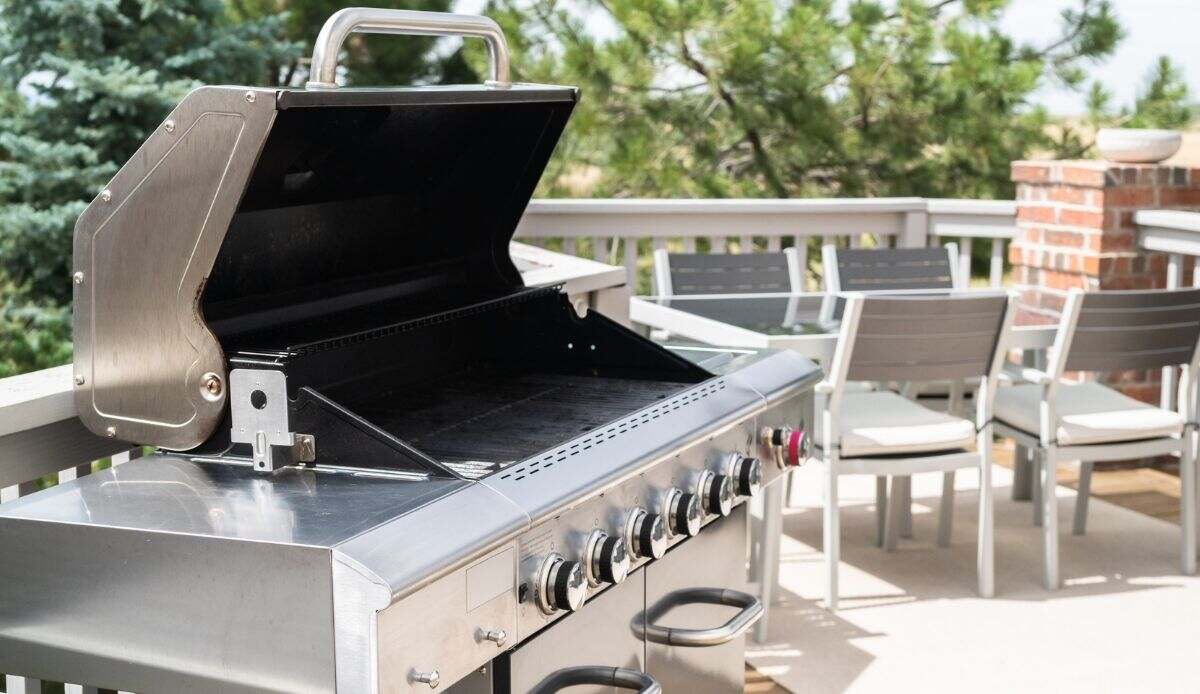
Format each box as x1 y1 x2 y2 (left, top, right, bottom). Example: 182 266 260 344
998 362 1053 386
815 380 835 395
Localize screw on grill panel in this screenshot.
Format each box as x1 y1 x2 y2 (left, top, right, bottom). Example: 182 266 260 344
164 119 175 133
200 373 224 402
74 374 85 386
244 91 256 103
99 189 112 203
72 271 84 284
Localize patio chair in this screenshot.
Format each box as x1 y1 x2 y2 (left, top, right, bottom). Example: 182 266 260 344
652 247 803 296
815 291 1015 610
994 287 1200 588
821 242 963 294
819 243 966 541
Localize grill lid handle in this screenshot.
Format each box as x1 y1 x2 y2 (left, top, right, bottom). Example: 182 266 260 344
306 8 511 89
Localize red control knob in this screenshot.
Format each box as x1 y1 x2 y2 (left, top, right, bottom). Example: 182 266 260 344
766 426 810 468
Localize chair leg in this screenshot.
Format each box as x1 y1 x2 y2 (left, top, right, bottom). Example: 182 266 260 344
1181 429 1197 575
937 471 955 547
900 476 913 538
1032 451 1043 527
875 475 888 548
1041 447 1060 590
823 462 840 610
978 425 995 598
1012 444 1033 501
884 476 905 552
1073 462 1092 536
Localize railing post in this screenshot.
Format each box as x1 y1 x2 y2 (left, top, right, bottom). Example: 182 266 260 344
6 675 45 694
989 238 1004 287
900 208 929 249
958 237 974 286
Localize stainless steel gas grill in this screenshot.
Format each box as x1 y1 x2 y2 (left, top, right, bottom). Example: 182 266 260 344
0 8 819 693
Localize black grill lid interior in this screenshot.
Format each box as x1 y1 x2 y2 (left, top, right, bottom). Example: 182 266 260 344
201 87 577 352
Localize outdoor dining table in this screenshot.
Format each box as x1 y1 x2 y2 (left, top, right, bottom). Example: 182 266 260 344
630 290 1059 501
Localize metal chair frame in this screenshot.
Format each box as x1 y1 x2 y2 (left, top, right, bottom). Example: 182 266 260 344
995 287 1200 588
819 242 966 538
815 291 1016 609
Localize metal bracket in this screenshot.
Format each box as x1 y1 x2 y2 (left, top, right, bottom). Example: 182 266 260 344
230 369 316 472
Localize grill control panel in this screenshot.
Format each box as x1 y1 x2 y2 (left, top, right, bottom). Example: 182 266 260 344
513 391 808 641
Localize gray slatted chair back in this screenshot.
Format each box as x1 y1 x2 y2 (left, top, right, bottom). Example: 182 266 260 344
828 246 959 292
1063 288 1200 373
664 252 794 295
844 294 1011 383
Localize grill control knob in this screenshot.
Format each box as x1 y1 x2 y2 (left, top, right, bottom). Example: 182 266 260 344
699 470 735 517
664 487 702 537
537 553 587 614
731 455 763 497
764 425 810 469
625 507 668 560
586 530 631 585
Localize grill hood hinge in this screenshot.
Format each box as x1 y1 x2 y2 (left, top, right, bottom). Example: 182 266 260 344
229 369 316 472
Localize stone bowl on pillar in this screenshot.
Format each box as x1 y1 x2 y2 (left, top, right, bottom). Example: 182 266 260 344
1096 128 1182 164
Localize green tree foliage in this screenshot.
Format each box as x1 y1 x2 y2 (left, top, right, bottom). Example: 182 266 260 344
483 0 1165 199
228 0 478 86
1124 56 1191 129
0 0 301 307
0 0 301 375
0 285 73 378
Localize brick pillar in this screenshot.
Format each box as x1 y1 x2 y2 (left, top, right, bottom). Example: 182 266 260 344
1010 160 1200 403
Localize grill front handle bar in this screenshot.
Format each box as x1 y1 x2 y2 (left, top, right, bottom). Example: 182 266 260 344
632 587 763 647
530 666 662 694
306 7 511 89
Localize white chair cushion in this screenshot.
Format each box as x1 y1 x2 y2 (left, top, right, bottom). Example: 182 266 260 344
994 381 1184 446
817 391 976 457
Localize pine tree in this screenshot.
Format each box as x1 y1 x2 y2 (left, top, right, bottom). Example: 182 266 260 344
230 0 479 87
0 0 300 306
0 0 301 374
484 0 1141 200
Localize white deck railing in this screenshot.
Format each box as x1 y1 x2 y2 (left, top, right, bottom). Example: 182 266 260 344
0 196 1014 692
515 197 1017 291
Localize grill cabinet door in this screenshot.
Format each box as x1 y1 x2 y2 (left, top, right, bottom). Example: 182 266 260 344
643 504 749 692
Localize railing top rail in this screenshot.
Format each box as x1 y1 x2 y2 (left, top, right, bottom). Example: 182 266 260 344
925 198 1016 215
0 364 75 436
524 197 1014 216
527 197 940 215
1136 209 1200 256
1136 209 1200 234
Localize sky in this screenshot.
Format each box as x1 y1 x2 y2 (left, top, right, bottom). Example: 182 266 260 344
1002 0 1200 115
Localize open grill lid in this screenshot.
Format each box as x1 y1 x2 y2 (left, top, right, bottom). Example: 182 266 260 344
71 9 576 450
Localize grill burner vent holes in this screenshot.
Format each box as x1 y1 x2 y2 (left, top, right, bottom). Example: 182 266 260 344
497 379 728 482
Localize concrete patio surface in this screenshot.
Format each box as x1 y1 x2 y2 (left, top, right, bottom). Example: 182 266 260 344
748 463 1200 693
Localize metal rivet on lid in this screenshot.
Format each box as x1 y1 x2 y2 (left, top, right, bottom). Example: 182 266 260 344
74 374 85 386
72 271 84 284
164 119 176 133
100 189 112 203
244 91 256 103
105 426 116 438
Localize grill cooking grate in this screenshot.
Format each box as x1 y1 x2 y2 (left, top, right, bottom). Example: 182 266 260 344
345 370 693 466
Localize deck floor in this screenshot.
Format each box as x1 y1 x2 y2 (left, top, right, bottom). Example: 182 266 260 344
744 439 1185 686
